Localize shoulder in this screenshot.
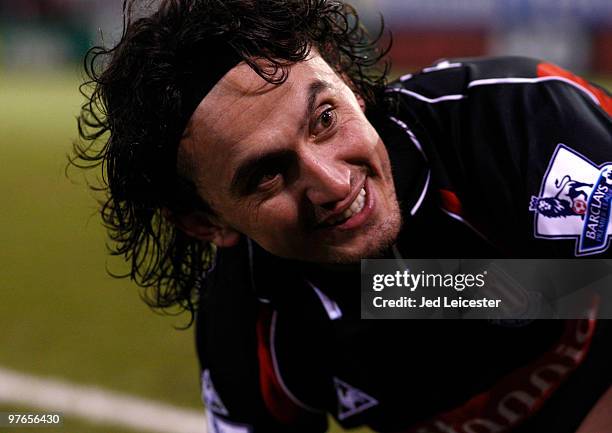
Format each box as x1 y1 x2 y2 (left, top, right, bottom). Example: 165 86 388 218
389 56 544 89
387 56 539 96
387 56 610 116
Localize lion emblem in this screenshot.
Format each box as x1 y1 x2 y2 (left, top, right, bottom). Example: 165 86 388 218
530 175 593 219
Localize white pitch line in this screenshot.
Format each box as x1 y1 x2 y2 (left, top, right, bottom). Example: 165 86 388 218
0 366 207 433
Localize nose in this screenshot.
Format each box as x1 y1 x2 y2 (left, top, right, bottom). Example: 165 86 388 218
300 152 351 209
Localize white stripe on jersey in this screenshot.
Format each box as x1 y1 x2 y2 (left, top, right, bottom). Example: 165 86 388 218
411 170 431 217
388 116 431 216
467 76 600 106
422 61 463 73
269 311 324 413
386 87 466 104
388 116 427 159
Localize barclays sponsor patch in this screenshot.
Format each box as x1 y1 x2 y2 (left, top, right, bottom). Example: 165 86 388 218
529 144 612 256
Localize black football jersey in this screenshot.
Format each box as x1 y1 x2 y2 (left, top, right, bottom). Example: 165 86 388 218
195 56 612 433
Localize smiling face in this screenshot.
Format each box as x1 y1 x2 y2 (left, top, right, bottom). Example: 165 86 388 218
179 53 401 263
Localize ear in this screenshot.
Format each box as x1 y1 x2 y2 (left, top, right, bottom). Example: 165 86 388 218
162 208 241 247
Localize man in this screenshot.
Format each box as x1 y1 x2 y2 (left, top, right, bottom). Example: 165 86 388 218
72 0 612 432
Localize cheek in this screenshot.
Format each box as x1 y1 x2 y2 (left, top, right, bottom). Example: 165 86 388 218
349 121 390 176
259 199 299 226
241 196 301 236
375 138 393 174
244 198 306 254
349 114 381 152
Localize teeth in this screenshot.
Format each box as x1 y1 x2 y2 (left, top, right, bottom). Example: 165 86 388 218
327 188 366 225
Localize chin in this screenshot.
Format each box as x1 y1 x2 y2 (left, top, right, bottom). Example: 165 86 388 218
315 216 402 264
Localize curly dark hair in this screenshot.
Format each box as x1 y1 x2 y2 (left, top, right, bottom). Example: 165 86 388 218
71 0 391 323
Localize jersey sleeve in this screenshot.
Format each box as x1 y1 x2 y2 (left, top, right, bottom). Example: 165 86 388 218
390 56 612 257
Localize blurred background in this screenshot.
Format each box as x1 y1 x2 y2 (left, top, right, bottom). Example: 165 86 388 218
1 1 610 433
359 0 612 76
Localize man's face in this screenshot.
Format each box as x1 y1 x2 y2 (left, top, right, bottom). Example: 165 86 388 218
180 53 401 263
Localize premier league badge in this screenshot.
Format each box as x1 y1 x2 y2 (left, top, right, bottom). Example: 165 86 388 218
529 143 612 256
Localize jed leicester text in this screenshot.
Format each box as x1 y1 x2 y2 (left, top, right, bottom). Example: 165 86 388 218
373 296 501 309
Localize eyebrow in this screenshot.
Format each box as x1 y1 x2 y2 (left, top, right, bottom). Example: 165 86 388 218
229 79 333 196
303 79 334 130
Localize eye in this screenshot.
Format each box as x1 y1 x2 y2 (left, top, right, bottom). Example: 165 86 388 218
313 106 337 136
253 168 283 192
258 172 281 187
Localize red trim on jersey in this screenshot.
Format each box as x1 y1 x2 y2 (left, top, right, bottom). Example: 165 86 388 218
403 305 598 433
439 189 511 252
256 305 304 424
537 62 612 117
439 189 464 216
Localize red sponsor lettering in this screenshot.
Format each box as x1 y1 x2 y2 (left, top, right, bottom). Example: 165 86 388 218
404 304 598 433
